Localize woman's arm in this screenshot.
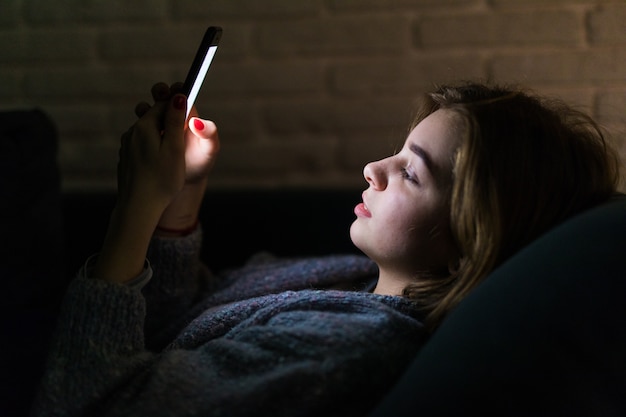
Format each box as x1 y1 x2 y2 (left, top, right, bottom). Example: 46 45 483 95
91 83 221 348
94 83 219 285
93 92 187 283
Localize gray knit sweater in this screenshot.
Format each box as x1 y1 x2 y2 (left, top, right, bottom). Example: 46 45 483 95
32 228 426 417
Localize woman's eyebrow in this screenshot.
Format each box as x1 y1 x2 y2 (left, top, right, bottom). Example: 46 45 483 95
409 142 434 174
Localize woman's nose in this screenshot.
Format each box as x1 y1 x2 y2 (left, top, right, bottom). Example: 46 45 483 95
363 161 386 190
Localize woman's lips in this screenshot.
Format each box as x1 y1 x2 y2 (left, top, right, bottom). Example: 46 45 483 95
354 193 372 217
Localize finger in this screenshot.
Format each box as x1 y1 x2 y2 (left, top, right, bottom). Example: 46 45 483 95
134 102 151 118
151 82 171 102
161 94 187 154
170 82 184 95
136 99 167 127
188 117 220 156
189 117 218 140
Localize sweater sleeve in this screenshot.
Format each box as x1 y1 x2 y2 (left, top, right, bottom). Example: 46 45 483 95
142 226 219 349
32 286 424 417
31 276 152 417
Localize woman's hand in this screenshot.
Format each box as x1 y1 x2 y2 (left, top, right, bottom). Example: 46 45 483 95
135 82 220 185
117 89 188 215
94 86 194 283
135 82 221 235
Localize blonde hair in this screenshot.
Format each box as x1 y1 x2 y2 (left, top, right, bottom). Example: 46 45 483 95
403 82 621 330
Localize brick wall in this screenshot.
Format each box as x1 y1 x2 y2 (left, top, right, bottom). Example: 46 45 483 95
1 0 625 191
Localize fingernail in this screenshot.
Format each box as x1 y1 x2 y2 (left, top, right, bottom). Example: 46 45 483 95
193 118 205 131
173 95 186 110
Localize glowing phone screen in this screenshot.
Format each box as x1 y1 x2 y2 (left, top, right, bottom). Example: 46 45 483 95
186 45 218 119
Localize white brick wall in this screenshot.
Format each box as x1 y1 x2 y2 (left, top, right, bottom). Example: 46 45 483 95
1 0 624 191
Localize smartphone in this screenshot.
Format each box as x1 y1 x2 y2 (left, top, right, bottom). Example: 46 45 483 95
182 26 222 119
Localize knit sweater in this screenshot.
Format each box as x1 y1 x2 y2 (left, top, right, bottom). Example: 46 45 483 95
32 228 427 417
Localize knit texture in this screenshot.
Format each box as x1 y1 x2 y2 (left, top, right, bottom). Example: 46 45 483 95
32 228 427 417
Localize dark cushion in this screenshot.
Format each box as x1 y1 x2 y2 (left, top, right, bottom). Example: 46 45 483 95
0 109 66 417
370 194 626 416
0 109 66 308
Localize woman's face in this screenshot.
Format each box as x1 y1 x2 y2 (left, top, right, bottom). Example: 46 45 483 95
350 109 461 282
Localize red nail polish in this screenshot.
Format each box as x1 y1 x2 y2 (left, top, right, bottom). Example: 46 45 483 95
173 95 186 110
193 118 205 130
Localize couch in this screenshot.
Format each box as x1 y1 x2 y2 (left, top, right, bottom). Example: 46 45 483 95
2 109 624 416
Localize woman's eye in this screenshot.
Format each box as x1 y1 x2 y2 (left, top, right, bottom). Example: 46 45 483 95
400 167 419 185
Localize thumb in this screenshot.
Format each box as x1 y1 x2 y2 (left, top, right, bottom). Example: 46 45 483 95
161 94 187 153
188 117 220 155
189 117 218 139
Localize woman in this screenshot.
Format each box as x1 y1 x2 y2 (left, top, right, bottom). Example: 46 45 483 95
32 82 620 416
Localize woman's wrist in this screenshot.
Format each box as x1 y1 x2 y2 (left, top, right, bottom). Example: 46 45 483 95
154 219 199 237
94 201 163 283
155 179 207 236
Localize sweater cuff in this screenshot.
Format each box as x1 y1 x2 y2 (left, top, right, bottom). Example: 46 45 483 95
59 275 147 356
146 225 203 294
80 254 153 290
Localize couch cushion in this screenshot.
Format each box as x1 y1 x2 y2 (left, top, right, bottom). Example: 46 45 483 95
0 109 66 417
